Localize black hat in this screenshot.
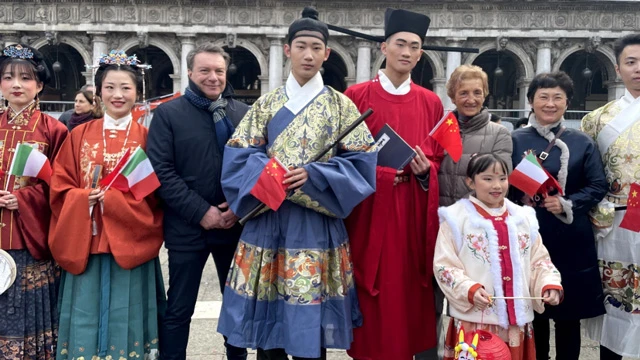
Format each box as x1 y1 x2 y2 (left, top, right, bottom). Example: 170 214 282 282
287 7 329 45
384 8 430 41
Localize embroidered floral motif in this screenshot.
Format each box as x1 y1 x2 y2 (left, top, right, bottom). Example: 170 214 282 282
226 240 356 305
532 258 559 274
517 232 530 256
466 233 489 264
436 266 457 289
600 260 640 313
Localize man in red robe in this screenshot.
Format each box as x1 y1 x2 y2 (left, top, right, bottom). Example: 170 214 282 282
344 9 444 360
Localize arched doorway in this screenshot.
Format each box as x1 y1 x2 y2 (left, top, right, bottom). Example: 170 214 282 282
322 52 347 92
559 51 608 113
472 50 518 110
128 45 174 99
224 46 261 105
38 43 86 102
378 53 435 91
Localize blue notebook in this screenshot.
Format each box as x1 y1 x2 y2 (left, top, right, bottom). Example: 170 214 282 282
374 124 417 170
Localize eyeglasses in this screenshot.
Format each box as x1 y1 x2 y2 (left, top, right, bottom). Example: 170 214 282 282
534 95 567 104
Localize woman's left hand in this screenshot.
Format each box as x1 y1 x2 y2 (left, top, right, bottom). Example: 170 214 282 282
543 195 563 214
410 146 431 176
543 289 562 306
0 190 18 211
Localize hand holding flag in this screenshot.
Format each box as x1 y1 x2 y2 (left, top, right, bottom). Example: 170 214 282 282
430 111 463 162
250 157 289 211
5 143 52 190
98 146 160 201
620 183 640 232
509 152 549 197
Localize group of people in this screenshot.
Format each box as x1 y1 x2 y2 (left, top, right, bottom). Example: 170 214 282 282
0 5 639 360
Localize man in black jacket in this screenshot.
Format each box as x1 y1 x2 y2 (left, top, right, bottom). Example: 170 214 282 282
147 43 249 360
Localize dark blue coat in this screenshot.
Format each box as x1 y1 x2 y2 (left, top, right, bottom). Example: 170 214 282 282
147 84 249 250
510 125 607 320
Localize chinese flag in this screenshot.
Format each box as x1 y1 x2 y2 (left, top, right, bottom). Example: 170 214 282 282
620 183 640 232
430 111 463 162
250 157 289 211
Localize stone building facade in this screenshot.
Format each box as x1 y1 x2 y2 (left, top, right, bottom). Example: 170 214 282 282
0 0 637 113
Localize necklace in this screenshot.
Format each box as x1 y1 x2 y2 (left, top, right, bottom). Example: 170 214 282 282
102 115 132 172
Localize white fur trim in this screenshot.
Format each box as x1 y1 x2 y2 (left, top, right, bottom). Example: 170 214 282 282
438 205 464 252
505 213 529 327
529 115 570 193
555 197 574 224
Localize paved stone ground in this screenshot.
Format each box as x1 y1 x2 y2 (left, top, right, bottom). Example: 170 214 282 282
158 247 636 359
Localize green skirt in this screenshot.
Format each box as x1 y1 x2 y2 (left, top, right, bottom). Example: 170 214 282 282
56 254 166 360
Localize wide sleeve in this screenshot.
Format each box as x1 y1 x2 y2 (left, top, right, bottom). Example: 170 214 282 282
147 105 211 226
529 233 563 314
49 129 94 274
580 107 604 142
433 221 482 313
221 97 271 218
492 125 514 173
14 117 68 260
298 96 377 219
557 139 608 224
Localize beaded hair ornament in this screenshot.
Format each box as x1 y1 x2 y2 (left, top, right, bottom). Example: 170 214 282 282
2 44 34 60
86 50 152 102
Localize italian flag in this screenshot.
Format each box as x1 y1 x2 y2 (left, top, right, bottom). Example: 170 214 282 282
8 143 52 184
101 146 160 201
509 152 549 197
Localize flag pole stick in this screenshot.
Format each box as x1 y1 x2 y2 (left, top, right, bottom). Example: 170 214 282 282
239 108 374 225
102 147 135 192
4 143 20 192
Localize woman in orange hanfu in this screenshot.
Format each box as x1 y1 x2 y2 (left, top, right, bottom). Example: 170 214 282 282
49 50 165 360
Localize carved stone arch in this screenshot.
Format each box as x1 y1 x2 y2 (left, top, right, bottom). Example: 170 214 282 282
31 36 92 66
121 36 181 75
552 44 617 81
465 41 535 80
211 38 268 76
367 50 445 79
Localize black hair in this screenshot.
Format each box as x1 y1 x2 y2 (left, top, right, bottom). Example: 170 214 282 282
490 113 501 123
515 117 529 128
526 72 574 104
613 34 640 65
94 64 143 98
0 44 51 95
466 153 510 180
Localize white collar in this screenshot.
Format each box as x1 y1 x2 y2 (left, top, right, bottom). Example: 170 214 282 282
103 113 132 130
284 71 325 115
377 70 411 95
469 195 507 217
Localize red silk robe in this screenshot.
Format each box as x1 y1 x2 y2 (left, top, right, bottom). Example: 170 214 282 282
49 118 163 275
0 104 68 260
344 77 444 360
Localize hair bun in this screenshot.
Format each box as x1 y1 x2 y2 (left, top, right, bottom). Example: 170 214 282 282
301 6 319 20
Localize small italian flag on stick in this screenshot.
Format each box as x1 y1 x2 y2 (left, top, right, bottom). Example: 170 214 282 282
509 151 549 197
6 143 52 189
99 146 160 201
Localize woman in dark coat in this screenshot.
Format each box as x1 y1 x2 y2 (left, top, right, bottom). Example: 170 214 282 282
510 72 608 360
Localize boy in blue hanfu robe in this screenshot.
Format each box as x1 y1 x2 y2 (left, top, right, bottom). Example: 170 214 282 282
217 7 377 360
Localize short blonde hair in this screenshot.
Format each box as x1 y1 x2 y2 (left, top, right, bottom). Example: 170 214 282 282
446 65 489 100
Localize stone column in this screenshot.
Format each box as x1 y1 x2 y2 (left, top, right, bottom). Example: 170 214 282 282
178 34 196 92
517 78 532 118
82 71 94 86
356 40 372 84
431 78 448 109
258 75 269 95
1 32 20 47
444 37 466 110
169 74 181 94
605 78 627 101
88 32 108 69
536 39 555 74
267 35 284 91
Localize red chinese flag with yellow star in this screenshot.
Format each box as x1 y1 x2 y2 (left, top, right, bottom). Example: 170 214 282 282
620 183 640 232
430 111 463 162
250 157 289 211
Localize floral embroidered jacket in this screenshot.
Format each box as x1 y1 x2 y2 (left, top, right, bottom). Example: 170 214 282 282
434 197 562 329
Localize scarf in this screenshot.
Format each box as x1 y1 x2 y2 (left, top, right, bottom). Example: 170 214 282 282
68 111 95 131
183 80 235 153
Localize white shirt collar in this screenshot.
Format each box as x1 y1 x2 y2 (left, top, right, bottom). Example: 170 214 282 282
377 70 411 95
284 71 325 115
103 113 132 130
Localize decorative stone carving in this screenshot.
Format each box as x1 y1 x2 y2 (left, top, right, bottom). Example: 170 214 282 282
462 14 474 27
348 12 362 25
108 33 129 51
586 36 601 53
600 14 613 28
148 9 160 22
124 7 136 21
227 33 237 48
14 7 26 21
373 13 384 25
19 34 38 46
137 32 149 48
80 6 92 20
35 7 49 22
506 13 521 27
168 7 181 23
529 12 545 28
238 11 250 24
192 10 206 23
45 31 59 46
575 13 592 28
326 12 340 25
283 12 294 25
214 9 226 23
103 7 116 21
259 10 272 24
554 13 568 27
497 36 509 51
621 14 635 28
58 7 71 21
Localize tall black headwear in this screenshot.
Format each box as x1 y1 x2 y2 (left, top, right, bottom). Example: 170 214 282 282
326 8 478 53
288 7 330 45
